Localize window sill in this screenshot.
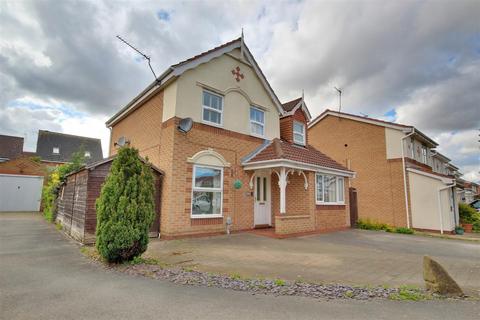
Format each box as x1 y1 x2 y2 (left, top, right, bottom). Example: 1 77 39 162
316 202 345 206
316 204 346 210
250 132 265 139
191 214 223 219
201 120 223 128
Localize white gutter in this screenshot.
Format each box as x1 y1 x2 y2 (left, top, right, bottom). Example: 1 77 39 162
437 181 456 234
401 128 415 228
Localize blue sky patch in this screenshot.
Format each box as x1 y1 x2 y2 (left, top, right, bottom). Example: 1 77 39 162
383 108 397 121
157 10 170 21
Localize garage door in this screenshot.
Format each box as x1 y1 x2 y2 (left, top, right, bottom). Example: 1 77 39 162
0 174 44 212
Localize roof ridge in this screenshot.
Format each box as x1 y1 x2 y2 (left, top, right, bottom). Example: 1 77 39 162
38 130 101 141
315 109 412 128
282 97 302 106
0 134 23 139
171 37 241 68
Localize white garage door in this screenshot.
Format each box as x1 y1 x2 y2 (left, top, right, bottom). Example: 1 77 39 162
0 174 44 212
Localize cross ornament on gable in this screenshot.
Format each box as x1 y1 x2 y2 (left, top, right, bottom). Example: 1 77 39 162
231 66 244 82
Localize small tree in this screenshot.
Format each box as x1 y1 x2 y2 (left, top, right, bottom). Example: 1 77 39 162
42 149 86 222
95 146 155 263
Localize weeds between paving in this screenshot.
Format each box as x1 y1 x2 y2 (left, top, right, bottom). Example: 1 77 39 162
79 246 472 302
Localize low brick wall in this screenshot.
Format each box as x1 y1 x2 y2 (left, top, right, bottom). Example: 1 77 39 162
275 214 315 235
315 205 348 231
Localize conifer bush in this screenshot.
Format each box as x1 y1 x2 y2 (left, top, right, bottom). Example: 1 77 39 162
95 146 155 263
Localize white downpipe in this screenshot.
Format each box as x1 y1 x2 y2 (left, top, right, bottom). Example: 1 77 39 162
401 129 415 228
278 167 287 214
437 182 456 235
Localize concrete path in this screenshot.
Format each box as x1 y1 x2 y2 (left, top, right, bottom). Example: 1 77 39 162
1 212 479 320
146 228 480 292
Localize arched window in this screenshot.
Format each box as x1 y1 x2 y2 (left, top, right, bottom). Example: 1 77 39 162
188 149 229 218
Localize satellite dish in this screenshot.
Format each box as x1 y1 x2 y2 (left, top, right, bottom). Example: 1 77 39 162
178 117 193 133
115 136 129 147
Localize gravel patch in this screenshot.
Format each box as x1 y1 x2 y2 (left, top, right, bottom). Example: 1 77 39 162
116 263 429 300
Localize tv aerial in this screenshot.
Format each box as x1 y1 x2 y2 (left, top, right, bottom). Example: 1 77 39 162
116 35 159 82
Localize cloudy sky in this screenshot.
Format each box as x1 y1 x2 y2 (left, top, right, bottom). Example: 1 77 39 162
0 0 479 181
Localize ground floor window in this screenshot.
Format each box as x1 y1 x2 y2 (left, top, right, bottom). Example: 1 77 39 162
315 173 344 204
191 165 223 217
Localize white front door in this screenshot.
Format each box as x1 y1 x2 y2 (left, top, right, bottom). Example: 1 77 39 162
254 172 271 226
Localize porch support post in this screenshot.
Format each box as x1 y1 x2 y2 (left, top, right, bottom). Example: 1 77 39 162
278 167 287 214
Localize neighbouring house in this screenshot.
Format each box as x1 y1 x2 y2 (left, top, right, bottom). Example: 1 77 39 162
0 134 25 162
462 181 480 204
105 37 355 238
0 134 47 212
470 199 480 212
308 109 460 234
35 130 103 167
56 157 163 244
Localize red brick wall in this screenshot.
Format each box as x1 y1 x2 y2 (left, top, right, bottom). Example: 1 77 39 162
308 115 408 227
110 91 164 165
280 109 308 145
0 157 48 181
159 118 265 237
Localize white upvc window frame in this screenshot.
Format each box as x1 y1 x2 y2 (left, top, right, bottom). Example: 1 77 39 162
315 173 345 205
191 164 224 219
85 151 91 158
249 106 265 137
293 120 306 145
202 90 223 127
53 147 60 154
421 145 428 164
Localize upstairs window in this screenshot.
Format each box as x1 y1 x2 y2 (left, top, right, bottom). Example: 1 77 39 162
52 147 59 154
316 174 345 204
421 145 428 164
250 107 265 137
202 91 223 126
85 151 91 158
293 120 305 145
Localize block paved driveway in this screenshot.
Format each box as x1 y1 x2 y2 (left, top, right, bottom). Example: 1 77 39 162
1 212 480 320
147 228 480 293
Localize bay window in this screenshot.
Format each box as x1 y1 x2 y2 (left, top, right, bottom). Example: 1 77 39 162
315 173 345 204
202 90 223 125
191 165 223 217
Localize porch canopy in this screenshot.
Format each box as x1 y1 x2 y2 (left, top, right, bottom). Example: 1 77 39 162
242 139 355 214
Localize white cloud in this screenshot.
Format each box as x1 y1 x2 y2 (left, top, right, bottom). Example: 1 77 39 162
0 0 478 182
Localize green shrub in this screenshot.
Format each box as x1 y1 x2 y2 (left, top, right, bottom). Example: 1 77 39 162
42 150 85 222
274 279 286 286
357 219 413 234
357 219 389 231
95 146 155 263
394 227 414 234
459 203 477 224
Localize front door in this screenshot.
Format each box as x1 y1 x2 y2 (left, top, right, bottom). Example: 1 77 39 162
254 172 271 226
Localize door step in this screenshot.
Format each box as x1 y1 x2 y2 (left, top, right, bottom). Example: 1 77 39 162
254 224 271 229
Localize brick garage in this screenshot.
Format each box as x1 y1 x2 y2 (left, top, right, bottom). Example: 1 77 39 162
56 158 163 244
0 156 49 212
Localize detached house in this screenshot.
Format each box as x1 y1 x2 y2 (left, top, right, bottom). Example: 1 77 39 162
308 110 459 233
106 37 354 238
36 130 103 167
